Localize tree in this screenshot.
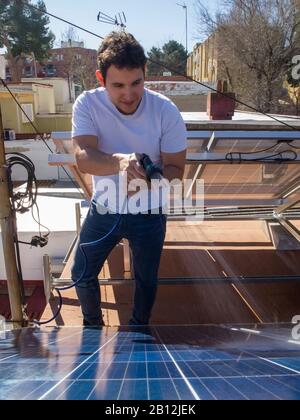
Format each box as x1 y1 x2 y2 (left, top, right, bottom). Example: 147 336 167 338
162 41 187 75
147 47 164 76
296 0 300 46
61 26 81 46
195 0 300 113
147 41 187 77
57 26 97 96
0 0 55 81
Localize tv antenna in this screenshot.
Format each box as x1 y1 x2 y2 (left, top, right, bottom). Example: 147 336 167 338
97 11 127 30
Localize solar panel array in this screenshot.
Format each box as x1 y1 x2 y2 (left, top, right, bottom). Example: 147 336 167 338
1 325 300 400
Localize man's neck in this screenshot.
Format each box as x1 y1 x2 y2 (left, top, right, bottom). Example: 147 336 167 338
116 99 143 116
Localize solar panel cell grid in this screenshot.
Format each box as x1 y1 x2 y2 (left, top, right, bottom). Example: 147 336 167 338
0 325 300 400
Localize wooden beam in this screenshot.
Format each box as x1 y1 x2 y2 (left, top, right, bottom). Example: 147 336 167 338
0 107 24 327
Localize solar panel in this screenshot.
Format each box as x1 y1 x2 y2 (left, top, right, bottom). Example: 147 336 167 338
1 325 300 400
186 135 300 204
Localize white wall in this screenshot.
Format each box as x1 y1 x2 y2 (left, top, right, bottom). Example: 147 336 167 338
22 78 75 109
0 195 85 281
48 78 75 107
33 84 56 114
145 81 215 96
0 55 5 79
0 231 75 281
5 139 73 181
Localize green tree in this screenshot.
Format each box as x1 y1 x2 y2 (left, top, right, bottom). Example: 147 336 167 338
161 41 187 75
147 41 187 77
0 0 55 81
147 47 163 76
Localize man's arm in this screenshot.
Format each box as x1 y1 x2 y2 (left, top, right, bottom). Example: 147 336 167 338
73 135 146 180
73 135 120 176
161 150 187 183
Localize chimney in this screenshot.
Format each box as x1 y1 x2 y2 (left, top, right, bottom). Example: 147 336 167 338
207 80 236 120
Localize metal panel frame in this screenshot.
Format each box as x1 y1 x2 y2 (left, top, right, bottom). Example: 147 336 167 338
50 130 300 246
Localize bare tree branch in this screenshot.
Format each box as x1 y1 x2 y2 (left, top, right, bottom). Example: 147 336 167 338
194 0 300 113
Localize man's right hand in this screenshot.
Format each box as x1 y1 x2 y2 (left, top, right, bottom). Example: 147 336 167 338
114 153 147 183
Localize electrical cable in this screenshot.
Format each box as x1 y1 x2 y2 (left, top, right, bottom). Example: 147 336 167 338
5 152 52 319
23 1 104 41
5 153 50 233
34 211 123 325
287 142 300 150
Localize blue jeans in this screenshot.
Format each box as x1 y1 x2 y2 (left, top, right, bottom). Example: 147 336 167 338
71 203 167 326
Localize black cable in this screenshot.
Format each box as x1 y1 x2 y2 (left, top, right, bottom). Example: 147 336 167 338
31 205 50 238
6 153 51 238
287 142 300 150
225 150 298 163
6 153 38 213
34 288 63 326
5 152 53 322
24 1 104 40
229 143 284 155
0 78 85 199
188 150 298 163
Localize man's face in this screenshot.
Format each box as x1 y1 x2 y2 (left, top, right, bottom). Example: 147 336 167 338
104 65 145 115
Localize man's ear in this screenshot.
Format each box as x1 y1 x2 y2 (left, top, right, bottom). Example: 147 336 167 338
95 70 105 87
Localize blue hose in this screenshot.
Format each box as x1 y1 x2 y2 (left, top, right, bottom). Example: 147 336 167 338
34 213 123 326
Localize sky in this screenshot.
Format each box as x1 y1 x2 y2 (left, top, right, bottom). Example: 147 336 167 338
27 0 219 54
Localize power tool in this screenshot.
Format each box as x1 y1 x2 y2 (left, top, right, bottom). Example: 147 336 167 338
138 154 164 181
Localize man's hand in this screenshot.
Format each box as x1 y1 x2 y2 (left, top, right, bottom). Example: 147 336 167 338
114 153 149 197
114 153 147 183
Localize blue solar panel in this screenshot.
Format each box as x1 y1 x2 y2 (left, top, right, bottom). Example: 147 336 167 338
0 325 300 400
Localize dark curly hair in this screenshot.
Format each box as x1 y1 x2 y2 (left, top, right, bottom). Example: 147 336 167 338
97 32 147 81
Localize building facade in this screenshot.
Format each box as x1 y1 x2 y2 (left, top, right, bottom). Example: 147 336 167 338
187 33 219 84
0 81 71 136
3 42 98 94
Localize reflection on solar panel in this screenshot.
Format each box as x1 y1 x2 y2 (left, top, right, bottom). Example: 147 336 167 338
1 325 300 400
186 133 300 205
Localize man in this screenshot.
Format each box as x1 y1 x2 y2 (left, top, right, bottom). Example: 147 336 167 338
72 31 187 327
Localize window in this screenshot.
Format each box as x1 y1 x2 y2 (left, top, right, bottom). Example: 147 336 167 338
45 64 56 77
5 67 12 81
25 66 33 77
21 104 34 123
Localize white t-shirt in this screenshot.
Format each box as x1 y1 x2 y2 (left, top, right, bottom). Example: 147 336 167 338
72 87 187 213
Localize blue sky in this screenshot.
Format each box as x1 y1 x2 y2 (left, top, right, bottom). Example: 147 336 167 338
39 0 219 53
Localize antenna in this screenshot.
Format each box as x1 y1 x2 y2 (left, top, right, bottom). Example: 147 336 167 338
97 10 127 30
